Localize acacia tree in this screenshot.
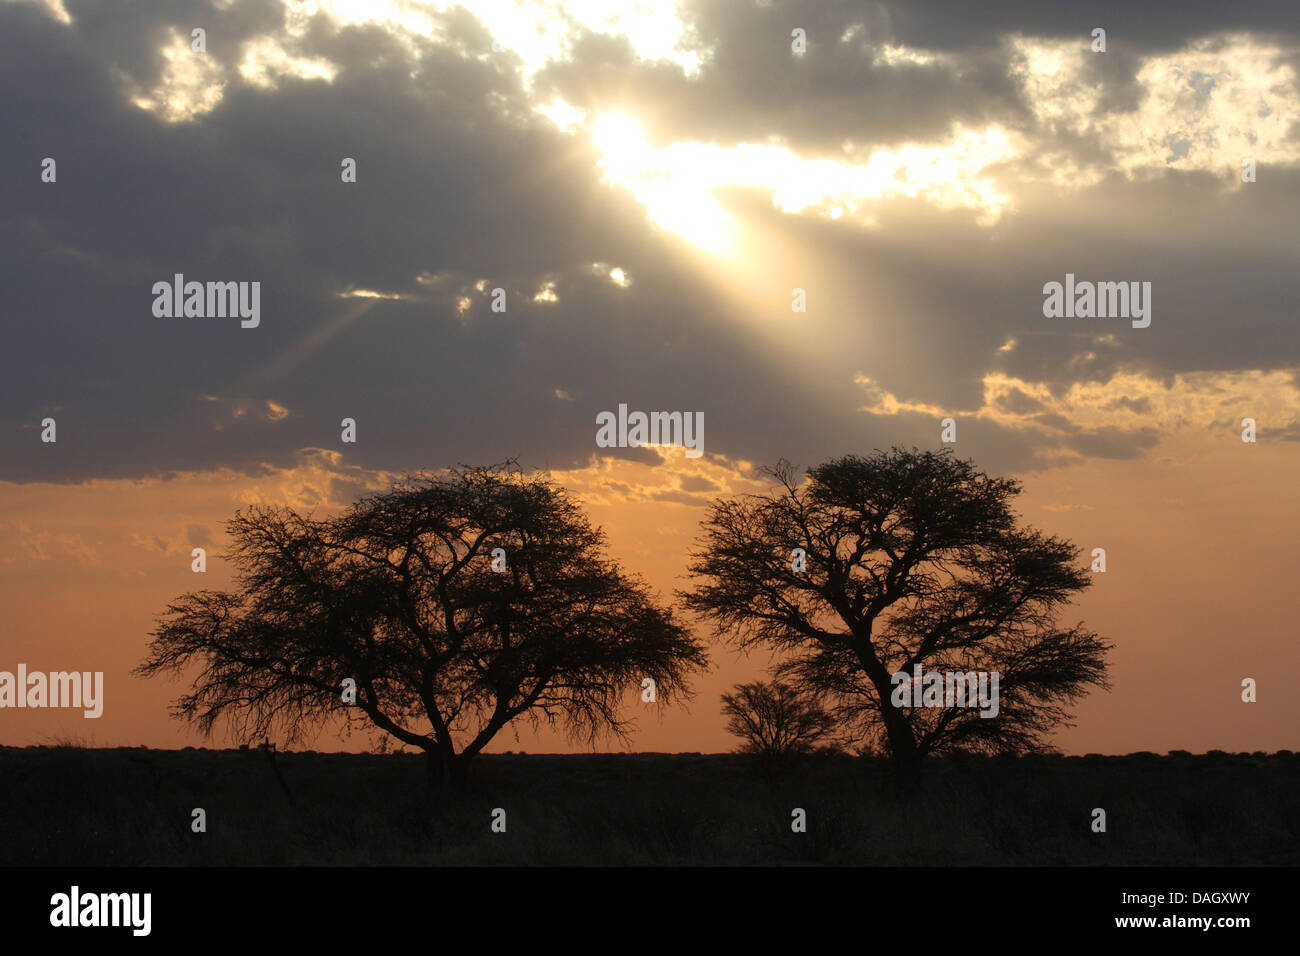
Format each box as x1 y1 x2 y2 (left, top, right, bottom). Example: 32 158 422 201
720 680 836 757
682 448 1111 780
136 463 708 789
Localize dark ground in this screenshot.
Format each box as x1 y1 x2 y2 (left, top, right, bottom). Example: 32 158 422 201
1 746 1295 865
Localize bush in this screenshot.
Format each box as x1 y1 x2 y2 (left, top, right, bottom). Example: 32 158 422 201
720 680 837 758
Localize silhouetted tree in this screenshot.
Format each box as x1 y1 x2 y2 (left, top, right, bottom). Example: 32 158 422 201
683 449 1110 780
137 464 708 789
720 679 836 757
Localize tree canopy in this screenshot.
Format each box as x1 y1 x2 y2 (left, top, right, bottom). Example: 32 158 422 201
683 448 1111 776
137 463 708 787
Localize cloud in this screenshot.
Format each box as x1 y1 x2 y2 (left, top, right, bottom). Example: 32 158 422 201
853 367 1300 468
0 0 1296 491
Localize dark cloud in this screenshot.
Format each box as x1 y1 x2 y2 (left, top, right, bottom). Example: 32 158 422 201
538 9 1027 155
1064 425 1161 459
1 0 1296 488
678 474 719 492
185 522 216 547
996 387 1044 415
877 0 1300 52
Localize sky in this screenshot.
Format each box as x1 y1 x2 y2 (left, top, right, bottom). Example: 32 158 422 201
1 0 1297 755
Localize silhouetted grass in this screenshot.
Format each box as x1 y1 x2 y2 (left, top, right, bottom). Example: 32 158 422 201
1 747 1295 865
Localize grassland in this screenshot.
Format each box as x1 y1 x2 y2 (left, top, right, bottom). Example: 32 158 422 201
1 746 1295 866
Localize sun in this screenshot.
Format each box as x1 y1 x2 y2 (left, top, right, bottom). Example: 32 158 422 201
591 111 651 173
591 112 740 259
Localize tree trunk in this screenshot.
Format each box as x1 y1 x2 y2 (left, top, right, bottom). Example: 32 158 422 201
890 743 923 791
447 753 471 793
879 701 923 788
857 646 922 787
425 749 445 789
424 748 472 792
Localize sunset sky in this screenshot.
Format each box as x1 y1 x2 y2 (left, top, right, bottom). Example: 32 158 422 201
2 0 1297 756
